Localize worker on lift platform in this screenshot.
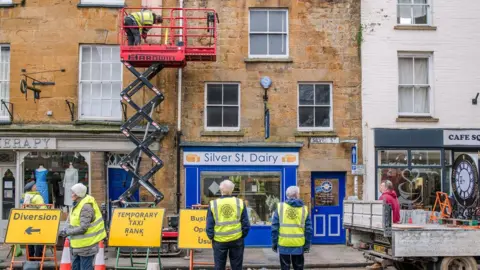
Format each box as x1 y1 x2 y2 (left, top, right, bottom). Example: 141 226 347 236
124 10 163 46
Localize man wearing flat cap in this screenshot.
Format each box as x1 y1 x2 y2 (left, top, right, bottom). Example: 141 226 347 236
23 181 46 260
60 183 106 270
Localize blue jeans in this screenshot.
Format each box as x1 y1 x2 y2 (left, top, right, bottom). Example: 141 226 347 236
72 254 94 270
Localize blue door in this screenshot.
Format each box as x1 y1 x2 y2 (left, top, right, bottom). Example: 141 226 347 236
311 172 346 244
108 168 139 217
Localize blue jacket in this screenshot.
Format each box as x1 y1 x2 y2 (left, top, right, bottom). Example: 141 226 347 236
206 196 251 241
271 199 312 255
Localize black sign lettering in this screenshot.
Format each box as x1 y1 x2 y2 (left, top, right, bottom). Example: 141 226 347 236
127 54 176 62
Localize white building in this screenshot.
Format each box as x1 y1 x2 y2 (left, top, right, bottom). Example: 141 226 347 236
362 0 480 216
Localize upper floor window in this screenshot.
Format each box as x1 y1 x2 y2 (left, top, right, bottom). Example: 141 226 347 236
397 0 430 25
0 45 10 121
0 0 13 5
298 83 333 131
205 83 240 131
249 9 288 58
398 53 432 116
79 45 122 121
79 0 124 6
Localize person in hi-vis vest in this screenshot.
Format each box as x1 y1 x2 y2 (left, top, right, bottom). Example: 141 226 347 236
59 183 106 270
124 10 163 46
206 180 250 270
271 186 312 270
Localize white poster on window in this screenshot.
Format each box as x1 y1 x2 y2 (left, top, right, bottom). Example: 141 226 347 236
183 151 299 166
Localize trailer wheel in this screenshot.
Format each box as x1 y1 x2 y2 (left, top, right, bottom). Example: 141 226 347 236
440 256 477 270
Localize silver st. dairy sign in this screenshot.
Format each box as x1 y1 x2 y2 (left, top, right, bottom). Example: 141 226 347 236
444 130 480 146
0 138 56 149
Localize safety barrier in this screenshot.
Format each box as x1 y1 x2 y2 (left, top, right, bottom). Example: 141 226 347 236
9 204 58 270
187 204 214 270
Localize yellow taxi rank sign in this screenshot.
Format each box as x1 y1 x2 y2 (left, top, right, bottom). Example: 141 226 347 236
5 209 61 245
178 209 212 249
108 208 165 248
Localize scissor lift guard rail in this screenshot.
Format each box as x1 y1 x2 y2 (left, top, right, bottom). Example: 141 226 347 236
116 6 218 210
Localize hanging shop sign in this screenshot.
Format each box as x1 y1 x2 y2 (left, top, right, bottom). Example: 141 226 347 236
0 137 56 149
178 209 211 249
183 151 299 166
444 130 480 146
4 209 61 245
108 208 165 247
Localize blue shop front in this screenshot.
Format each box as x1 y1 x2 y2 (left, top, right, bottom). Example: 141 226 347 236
182 142 302 247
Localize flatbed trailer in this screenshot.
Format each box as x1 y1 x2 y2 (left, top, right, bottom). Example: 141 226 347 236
343 200 480 270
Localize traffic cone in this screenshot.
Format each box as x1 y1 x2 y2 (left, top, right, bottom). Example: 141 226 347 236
94 240 106 270
60 238 72 270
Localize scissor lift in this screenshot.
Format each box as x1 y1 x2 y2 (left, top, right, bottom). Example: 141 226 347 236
114 7 218 259
117 7 218 204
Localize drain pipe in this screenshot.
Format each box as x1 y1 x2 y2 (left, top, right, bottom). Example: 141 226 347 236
175 0 184 214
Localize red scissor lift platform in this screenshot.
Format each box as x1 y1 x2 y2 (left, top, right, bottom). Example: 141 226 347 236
115 7 218 257
119 7 218 68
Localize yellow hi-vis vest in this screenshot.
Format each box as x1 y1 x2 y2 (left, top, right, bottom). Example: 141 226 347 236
69 195 107 249
277 202 307 247
210 197 244 243
131 11 154 32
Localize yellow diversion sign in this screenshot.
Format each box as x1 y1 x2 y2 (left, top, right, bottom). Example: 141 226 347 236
108 208 165 247
178 209 212 249
4 209 61 245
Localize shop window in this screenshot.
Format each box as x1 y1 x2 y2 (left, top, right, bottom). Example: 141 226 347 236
444 150 453 194
377 149 443 210
0 45 10 121
411 150 441 166
200 171 281 225
23 152 89 209
397 0 431 25
249 9 288 58
298 83 332 130
0 151 14 163
205 83 240 131
79 45 122 121
378 150 408 166
398 53 432 116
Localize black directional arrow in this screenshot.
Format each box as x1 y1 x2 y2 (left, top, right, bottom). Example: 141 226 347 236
25 227 41 235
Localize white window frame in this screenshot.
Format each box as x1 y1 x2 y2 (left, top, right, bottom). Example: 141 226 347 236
0 45 10 122
204 82 241 132
248 9 289 59
78 45 123 121
297 82 333 132
0 0 13 5
397 52 434 117
397 0 432 26
80 0 124 5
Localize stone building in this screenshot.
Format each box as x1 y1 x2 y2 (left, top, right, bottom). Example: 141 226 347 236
0 0 360 245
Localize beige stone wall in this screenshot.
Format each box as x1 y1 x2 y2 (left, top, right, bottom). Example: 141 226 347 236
0 0 362 211
90 152 106 204
180 0 363 203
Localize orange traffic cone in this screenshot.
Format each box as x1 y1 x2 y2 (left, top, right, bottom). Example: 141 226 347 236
94 240 106 270
60 238 72 270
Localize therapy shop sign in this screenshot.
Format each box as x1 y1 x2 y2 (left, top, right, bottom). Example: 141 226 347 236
444 130 480 146
183 151 299 166
178 209 211 249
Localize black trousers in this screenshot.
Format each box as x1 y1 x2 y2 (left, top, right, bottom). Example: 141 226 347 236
124 16 141 46
27 245 43 261
213 238 244 270
280 254 305 270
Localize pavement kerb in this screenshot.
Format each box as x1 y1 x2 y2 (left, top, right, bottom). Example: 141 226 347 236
128 262 372 270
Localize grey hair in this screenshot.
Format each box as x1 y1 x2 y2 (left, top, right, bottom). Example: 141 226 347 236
384 180 393 190
286 186 300 199
220 179 235 195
